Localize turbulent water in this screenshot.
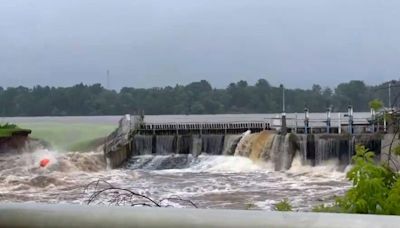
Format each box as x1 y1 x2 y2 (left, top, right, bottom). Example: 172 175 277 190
2 114 380 211
0 146 350 211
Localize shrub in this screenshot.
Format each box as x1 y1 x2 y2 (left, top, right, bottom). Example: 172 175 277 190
0 123 18 129
274 198 292 211
314 145 400 215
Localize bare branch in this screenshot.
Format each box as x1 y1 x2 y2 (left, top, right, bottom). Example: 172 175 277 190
83 179 197 209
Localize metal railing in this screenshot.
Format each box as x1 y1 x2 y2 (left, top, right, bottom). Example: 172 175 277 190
141 121 267 131
138 117 371 130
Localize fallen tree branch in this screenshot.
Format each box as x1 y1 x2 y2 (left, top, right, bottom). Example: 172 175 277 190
83 179 197 208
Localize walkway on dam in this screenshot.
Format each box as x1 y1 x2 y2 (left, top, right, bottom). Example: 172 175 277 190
132 112 382 135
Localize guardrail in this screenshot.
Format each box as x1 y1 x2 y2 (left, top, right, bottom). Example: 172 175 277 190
1 203 400 228
141 121 267 130
134 117 375 135
138 117 370 130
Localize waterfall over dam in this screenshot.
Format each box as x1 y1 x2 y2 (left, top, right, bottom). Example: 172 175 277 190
0 115 393 212
124 131 381 171
104 114 384 170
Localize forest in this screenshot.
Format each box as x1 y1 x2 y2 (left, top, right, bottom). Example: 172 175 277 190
0 79 398 116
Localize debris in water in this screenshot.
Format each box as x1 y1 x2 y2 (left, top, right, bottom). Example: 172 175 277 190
40 158 50 168
84 180 198 208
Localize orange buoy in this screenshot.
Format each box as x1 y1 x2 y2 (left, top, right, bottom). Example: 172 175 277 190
40 158 50 168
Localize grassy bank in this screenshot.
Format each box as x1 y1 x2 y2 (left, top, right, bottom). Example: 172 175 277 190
0 123 31 138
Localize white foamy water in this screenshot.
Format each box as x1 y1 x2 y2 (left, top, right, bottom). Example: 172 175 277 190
0 149 350 211
184 155 269 173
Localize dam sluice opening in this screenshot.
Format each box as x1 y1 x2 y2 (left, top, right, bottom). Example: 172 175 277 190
127 131 381 171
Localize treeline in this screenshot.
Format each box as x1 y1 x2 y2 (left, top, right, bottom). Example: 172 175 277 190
0 79 397 116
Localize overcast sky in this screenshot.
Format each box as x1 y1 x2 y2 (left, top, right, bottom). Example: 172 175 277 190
1 0 400 90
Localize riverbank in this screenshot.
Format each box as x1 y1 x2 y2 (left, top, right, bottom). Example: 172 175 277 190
0 124 32 152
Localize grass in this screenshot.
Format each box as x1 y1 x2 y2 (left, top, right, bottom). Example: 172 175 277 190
16 122 116 151
0 129 16 137
0 123 31 137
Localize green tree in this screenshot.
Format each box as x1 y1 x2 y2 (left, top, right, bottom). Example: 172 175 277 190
369 99 384 112
0 79 398 116
334 80 370 111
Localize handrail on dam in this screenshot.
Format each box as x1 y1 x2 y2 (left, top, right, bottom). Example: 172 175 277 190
133 114 382 135
1 203 400 228
142 121 267 130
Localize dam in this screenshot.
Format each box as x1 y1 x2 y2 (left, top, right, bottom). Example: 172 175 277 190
104 109 389 170
0 114 395 212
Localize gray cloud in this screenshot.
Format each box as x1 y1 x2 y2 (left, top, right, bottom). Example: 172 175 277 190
1 0 400 89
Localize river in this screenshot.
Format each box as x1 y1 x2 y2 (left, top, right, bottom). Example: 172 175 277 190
0 115 353 211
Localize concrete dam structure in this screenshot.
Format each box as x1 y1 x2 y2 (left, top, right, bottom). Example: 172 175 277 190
104 111 386 170
123 132 382 171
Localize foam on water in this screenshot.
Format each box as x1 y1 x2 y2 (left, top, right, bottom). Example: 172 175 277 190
287 155 346 178
0 146 351 211
185 155 272 173
2 115 371 210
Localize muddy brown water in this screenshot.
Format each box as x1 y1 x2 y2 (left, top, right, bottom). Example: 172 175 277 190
0 148 350 211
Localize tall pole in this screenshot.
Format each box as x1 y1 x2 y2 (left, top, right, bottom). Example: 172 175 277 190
280 84 285 114
348 105 353 134
280 84 287 134
304 107 309 134
326 107 331 134
389 82 392 109
384 111 387 132
370 108 375 133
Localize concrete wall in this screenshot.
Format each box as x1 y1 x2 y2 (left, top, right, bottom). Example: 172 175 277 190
1 203 400 228
105 144 131 169
103 115 132 168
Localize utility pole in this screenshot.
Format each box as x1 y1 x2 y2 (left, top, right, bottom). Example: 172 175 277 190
280 84 286 114
388 81 392 109
280 84 287 134
374 80 400 110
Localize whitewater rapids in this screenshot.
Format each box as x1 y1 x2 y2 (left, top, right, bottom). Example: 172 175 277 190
0 149 350 211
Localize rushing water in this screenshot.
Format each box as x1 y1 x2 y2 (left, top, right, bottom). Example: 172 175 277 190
0 148 350 211
0 115 356 211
